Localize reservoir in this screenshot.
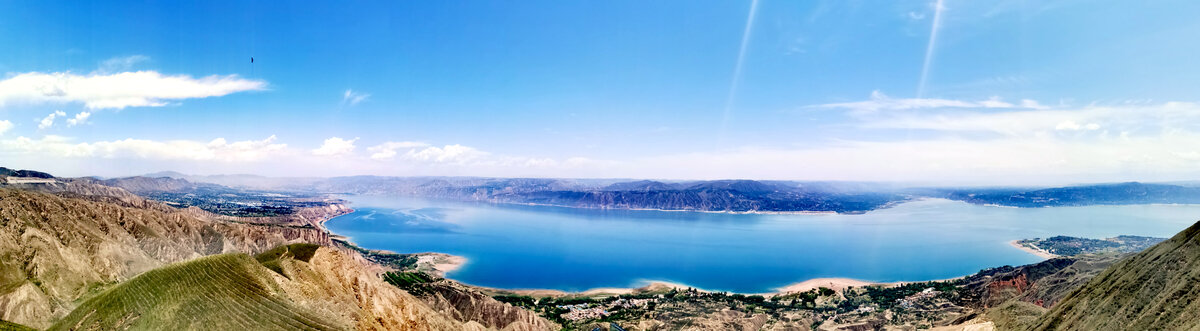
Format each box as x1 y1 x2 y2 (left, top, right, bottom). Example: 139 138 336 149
325 196 1200 293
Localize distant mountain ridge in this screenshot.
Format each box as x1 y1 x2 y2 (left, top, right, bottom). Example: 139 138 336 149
0 167 53 178
938 182 1200 207
146 170 1200 213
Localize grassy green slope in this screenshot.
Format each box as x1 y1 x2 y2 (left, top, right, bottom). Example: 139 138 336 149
1029 221 1200 330
49 253 341 331
0 320 35 331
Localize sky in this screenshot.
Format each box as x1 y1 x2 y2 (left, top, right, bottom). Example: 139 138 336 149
1 0 1200 185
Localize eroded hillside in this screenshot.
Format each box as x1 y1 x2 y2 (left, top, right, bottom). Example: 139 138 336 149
0 187 331 328
1029 221 1200 330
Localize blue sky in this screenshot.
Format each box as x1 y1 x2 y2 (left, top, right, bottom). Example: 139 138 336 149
2 0 1200 184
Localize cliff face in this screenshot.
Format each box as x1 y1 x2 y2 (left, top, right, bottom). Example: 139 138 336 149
272 248 483 331
418 282 558 331
0 188 330 328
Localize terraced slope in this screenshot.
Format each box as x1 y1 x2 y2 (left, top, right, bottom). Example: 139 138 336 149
51 247 478 330
1029 221 1200 330
0 319 34 331
49 254 342 331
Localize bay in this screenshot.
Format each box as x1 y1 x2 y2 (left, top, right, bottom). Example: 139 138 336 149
325 195 1200 293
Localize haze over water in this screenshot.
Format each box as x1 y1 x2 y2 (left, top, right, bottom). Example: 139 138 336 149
325 196 1200 293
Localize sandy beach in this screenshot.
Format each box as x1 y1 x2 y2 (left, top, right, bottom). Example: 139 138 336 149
413 253 468 276
1009 240 1058 259
491 281 695 297
772 278 879 294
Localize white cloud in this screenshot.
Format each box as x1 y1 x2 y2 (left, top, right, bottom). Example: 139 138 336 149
367 141 430 160
97 55 150 73
342 89 369 107
616 132 1200 185
0 120 11 135
812 90 1045 112
1055 120 1100 131
366 141 598 170
0 71 266 109
1 135 286 161
405 144 488 164
858 101 1199 137
312 137 358 156
66 111 91 127
38 110 66 129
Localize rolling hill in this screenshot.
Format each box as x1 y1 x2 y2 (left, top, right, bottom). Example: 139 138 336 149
51 245 479 330
1029 220 1200 330
49 253 342 330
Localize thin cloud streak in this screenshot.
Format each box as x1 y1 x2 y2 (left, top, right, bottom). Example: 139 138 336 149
917 0 946 98
717 0 759 147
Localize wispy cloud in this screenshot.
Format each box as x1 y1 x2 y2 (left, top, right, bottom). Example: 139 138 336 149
342 89 370 107
38 110 66 129
620 131 1200 184
0 71 266 109
812 90 1045 113
0 120 11 135
367 141 430 160
917 0 946 97
96 55 150 73
1 135 286 161
365 141 601 169
404 144 489 164
311 137 359 156
718 0 760 145
848 98 1200 138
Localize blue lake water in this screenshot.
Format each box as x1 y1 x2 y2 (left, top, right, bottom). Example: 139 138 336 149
324 195 1200 293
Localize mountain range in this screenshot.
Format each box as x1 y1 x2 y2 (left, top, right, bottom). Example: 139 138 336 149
142 171 1200 213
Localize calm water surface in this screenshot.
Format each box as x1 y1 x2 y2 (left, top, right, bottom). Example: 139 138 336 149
324 196 1200 293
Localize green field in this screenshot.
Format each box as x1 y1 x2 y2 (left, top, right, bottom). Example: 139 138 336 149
49 253 341 331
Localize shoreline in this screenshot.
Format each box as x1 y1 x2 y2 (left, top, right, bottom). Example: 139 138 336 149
1009 240 1059 259
416 253 467 277
477 275 973 298
313 197 1021 298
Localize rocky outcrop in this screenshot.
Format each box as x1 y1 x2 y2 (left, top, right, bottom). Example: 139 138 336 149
418 282 558 331
234 203 354 228
958 254 1121 309
272 248 482 330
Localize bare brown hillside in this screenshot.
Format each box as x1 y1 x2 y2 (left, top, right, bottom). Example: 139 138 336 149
0 187 331 328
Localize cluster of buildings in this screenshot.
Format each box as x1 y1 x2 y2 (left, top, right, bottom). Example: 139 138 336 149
559 298 653 322
609 298 652 310
559 304 609 321
895 287 940 309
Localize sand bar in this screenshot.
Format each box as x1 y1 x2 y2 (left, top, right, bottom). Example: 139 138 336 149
1009 240 1058 259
